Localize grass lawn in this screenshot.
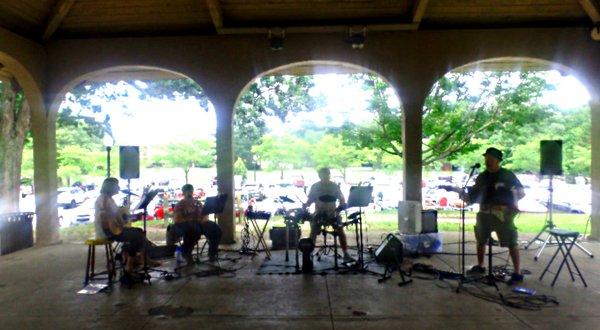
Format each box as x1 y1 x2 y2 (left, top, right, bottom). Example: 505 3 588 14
60 210 591 243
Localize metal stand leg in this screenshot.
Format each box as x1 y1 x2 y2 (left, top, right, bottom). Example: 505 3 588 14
572 241 594 258
534 233 553 261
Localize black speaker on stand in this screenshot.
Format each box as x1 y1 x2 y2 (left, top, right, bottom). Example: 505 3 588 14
527 141 561 254
119 146 140 210
527 140 593 259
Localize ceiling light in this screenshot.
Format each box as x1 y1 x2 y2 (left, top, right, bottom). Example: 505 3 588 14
348 27 366 49
269 29 285 51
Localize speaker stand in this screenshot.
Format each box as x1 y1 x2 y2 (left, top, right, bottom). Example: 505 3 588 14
377 248 412 286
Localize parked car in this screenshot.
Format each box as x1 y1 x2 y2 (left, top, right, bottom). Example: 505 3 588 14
241 183 266 201
57 187 86 208
544 200 587 214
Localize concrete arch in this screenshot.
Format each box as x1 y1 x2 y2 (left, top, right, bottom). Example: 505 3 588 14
449 57 597 99
0 51 45 117
424 55 600 240
48 65 211 119
235 60 403 110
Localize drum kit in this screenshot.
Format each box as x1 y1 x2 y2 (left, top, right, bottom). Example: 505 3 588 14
261 186 373 274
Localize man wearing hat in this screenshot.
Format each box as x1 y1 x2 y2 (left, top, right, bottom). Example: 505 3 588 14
463 147 526 284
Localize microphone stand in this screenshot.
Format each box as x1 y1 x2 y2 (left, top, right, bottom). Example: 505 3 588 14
457 165 478 292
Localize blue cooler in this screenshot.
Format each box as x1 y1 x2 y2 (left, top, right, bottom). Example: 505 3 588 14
400 233 443 255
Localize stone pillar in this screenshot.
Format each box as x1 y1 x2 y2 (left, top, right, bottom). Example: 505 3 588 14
213 94 237 244
590 99 600 240
402 99 424 203
31 109 60 245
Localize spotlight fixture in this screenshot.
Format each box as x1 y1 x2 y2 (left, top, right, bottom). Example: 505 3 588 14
269 29 285 51
347 27 366 49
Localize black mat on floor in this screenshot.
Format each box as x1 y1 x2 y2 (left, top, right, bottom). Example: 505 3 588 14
256 250 387 276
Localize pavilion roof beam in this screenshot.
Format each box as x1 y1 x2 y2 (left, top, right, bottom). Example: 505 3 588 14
206 0 224 33
578 0 600 23
411 0 429 27
218 23 417 35
42 0 76 41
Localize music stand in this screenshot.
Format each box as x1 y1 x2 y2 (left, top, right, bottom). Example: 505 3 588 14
346 186 373 270
199 194 228 262
134 189 166 284
201 194 228 216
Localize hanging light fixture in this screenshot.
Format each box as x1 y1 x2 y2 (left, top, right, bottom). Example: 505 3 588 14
347 27 366 49
269 28 285 51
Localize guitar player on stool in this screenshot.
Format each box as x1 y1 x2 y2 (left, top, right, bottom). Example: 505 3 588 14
94 177 160 277
461 147 526 285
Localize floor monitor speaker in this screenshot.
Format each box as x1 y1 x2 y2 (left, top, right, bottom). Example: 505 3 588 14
375 233 403 265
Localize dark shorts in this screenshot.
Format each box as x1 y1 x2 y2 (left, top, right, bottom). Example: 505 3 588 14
311 212 342 229
107 227 146 256
474 211 518 248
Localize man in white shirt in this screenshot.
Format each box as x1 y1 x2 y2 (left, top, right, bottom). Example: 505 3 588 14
304 167 353 263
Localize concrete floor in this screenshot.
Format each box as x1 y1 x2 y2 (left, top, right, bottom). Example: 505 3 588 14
0 232 598 329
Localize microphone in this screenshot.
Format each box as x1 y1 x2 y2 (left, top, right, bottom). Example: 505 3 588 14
471 163 481 169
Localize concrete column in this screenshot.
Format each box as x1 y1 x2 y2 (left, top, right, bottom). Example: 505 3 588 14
590 99 600 240
213 94 237 244
402 100 424 202
31 109 60 245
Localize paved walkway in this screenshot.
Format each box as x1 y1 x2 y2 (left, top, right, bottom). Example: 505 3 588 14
0 232 598 329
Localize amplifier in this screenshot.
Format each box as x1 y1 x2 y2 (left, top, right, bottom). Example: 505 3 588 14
269 227 301 250
421 210 438 233
374 233 403 265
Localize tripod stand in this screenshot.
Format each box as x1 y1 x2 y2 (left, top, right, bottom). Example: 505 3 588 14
457 164 480 282
525 176 593 260
314 217 342 271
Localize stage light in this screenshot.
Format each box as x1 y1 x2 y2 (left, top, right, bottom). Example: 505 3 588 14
269 29 285 51
348 27 366 49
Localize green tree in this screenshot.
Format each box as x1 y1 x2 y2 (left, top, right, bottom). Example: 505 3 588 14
0 79 30 213
339 74 402 162
152 140 215 183
342 71 556 168
233 157 248 177
251 134 306 180
54 78 211 183
234 75 321 169
311 135 362 180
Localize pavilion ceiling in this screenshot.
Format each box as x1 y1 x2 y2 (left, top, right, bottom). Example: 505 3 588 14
0 0 598 42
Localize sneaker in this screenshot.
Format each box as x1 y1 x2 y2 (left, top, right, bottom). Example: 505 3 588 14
343 254 355 264
466 265 486 275
507 273 524 285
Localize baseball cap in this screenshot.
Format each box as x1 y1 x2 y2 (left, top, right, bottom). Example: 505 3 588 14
483 147 503 161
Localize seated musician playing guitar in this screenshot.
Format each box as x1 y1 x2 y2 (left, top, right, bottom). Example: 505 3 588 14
303 167 354 263
94 177 160 276
168 184 222 264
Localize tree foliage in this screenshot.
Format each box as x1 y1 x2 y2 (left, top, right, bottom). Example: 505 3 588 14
1 79 31 212
311 135 363 180
234 75 321 169
151 140 215 183
251 134 308 179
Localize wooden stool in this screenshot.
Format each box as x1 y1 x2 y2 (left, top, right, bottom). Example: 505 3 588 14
84 238 117 285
